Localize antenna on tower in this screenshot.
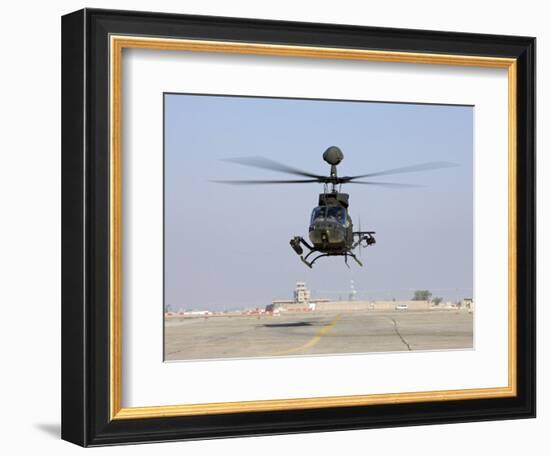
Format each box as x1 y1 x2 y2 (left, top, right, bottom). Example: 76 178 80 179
349 280 357 301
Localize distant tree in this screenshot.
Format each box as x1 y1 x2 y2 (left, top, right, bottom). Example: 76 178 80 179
432 297 443 306
412 290 432 301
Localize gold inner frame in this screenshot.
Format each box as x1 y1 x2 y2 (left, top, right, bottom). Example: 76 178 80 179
109 35 517 420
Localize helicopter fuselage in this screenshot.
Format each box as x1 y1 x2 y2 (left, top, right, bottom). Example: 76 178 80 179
308 196 353 253
289 190 376 267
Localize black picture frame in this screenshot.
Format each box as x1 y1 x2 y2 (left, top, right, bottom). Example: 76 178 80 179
62 8 535 447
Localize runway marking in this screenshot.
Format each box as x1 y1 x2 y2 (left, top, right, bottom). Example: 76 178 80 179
269 314 342 356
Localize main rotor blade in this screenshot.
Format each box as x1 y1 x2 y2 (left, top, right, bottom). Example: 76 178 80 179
348 180 424 188
345 161 457 180
223 156 324 179
358 216 362 258
210 178 321 185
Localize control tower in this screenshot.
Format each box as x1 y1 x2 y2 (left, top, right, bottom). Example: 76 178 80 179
294 282 311 304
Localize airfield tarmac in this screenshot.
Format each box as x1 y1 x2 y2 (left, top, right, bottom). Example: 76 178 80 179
164 310 473 361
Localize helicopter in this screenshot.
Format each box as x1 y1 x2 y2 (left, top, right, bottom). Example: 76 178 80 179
213 146 455 268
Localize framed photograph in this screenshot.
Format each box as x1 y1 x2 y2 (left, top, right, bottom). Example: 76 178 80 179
61 8 535 446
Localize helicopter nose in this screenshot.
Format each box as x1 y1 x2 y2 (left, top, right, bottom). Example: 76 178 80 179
309 221 345 246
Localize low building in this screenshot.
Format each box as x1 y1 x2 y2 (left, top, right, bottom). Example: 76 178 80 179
266 299 432 313
267 283 445 313
313 300 431 312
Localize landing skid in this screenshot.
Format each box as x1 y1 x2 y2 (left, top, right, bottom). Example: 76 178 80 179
289 236 367 268
300 252 363 269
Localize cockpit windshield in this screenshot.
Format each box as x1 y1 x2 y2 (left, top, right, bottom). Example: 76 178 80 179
327 206 346 224
310 207 325 224
310 206 347 225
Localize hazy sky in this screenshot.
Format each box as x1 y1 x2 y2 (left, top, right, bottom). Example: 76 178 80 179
164 94 473 310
